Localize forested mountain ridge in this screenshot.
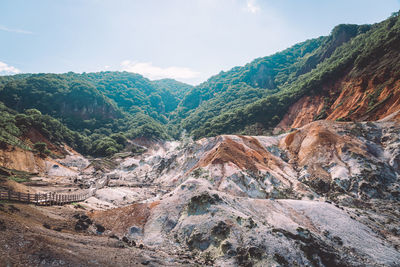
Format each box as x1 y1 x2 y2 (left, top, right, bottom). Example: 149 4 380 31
0 73 122 130
0 72 192 156
175 23 371 135
0 13 400 155
186 13 400 138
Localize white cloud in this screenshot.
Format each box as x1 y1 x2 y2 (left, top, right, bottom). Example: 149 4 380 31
0 25 33 35
246 0 260 14
0 61 20 75
121 60 200 80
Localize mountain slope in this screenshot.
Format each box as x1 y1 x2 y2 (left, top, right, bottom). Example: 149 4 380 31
0 15 400 151
74 72 192 124
0 72 194 156
186 14 400 139
276 16 400 132
176 23 370 136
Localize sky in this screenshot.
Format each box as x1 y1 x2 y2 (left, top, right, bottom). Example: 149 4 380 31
0 0 399 85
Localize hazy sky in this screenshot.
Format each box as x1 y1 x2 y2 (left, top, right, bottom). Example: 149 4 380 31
1 0 399 85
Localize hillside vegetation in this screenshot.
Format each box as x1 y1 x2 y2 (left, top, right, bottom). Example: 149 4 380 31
186 14 400 138
0 72 191 156
0 13 399 154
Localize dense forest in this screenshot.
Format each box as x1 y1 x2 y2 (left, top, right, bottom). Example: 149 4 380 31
0 12 399 156
178 14 400 138
0 72 189 156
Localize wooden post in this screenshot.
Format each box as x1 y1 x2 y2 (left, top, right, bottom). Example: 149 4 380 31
27 193 30 203
35 193 38 205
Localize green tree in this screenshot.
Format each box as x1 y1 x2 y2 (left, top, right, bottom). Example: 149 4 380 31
33 142 50 156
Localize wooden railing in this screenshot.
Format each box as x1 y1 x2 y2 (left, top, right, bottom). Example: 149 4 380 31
0 189 90 206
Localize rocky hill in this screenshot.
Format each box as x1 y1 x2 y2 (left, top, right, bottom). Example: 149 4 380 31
1 112 399 266
85 113 399 266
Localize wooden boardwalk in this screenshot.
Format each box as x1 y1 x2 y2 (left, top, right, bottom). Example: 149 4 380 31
0 189 90 206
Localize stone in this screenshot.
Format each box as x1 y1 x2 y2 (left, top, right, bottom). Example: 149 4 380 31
122 236 136 247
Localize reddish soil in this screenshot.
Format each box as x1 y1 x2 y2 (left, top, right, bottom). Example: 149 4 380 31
276 72 400 132
23 128 68 156
196 136 282 173
89 201 160 235
275 95 326 132
0 145 45 174
279 121 368 182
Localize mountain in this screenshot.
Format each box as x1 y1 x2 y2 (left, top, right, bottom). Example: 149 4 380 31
1 15 399 145
184 14 400 138
151 78 193 100
0 73 122 130
0 72 193 156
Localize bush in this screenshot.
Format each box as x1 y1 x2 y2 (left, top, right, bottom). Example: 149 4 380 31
33 142 50 156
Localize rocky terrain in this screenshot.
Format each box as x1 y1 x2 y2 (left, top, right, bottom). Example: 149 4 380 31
1 4 400 267
1 111 399 266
